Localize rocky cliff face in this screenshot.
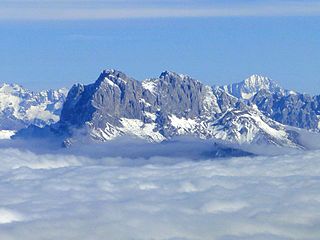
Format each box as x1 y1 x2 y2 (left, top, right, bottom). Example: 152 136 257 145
251 90 320 130
12 69 320 149
220 75 320 130
19 69 303 148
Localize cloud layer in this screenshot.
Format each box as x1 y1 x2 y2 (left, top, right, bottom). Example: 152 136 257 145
0 140 319 239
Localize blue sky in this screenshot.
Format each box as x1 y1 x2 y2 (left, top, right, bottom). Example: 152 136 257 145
0 0 319 93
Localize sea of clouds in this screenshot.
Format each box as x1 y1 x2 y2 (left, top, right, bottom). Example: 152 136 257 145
0 138 319 240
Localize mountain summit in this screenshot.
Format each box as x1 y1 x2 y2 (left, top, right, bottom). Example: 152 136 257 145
221 74 285 100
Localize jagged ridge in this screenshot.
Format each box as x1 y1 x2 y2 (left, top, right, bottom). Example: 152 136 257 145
0 83 68 131
12 69 311 149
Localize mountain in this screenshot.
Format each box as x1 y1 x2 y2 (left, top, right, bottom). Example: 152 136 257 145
0 83 68 132
16 69 308 149
219 75 320 131
220 74 289 100
251 90 320 130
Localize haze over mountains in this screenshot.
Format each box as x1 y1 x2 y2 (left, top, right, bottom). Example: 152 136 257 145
2 69 320 149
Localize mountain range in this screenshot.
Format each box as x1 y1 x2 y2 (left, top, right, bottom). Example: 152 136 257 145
0 83 67 139
7 69 319 149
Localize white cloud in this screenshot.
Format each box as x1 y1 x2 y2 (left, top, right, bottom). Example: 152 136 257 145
0 1 320 20
0 142 319 239
0 209 24 224
201 200 248 213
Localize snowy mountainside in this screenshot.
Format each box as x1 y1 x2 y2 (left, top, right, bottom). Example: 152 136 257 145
0 83 68 130
16 69 310 149
220 74 287 100
251 90 320 130
220 75 320 130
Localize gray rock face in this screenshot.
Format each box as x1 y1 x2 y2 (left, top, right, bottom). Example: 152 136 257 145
152 71 206 118
251 90 320 130
14 69 320 149
19 69 306 148
60 70 220 127
220 74 320 131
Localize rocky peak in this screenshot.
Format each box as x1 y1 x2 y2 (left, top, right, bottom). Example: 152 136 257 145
221 74 284 100
14 69 313 149
243 75 275 88
95 69 131 88
0 83 29 97
159 70 180 79
159 70 187 79
159 70 198 84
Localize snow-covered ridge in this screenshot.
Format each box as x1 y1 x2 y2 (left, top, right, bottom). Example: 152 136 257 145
7 69 320 148
244 74 273 88
13 69 315 149
0 83 68 131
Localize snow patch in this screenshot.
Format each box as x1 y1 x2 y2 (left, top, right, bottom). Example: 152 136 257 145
105 77 119 88
120 118 165 142
144 112 157 121
169 115 197 134
139 98 151 107
240 92 254 100
202 85 221 114
142 80 157 94
0 130 16 139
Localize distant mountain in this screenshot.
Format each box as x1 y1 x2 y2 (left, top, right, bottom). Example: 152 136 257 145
218 75 320 131
0 83 68 132
251 90 320 130
16 70 309 149
220 74 290 100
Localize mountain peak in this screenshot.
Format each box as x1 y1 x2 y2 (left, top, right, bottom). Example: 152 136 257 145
221 74 284 100
0 83 27 93
243 75 277 89
96 69 130 87
160 70 179 78
159 70 190 80
13 69 312 149
100 69 128 79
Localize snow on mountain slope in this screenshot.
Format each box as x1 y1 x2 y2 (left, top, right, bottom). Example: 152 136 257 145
219 75 320 131
142 79 158 95
0 130 16 139
251 89 320 130
221 74 286 100
0 83 68 131
15 69 311 149
208 108 298 147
